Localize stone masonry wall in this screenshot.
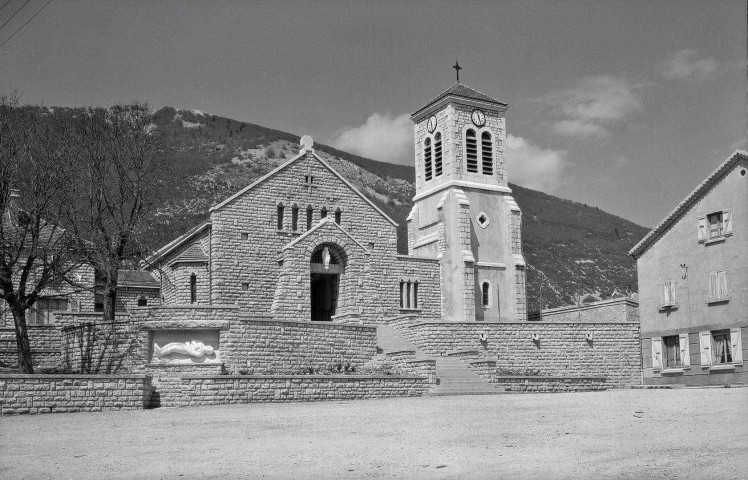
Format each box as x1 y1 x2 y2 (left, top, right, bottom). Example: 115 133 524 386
402 322 641 387
0 374 152 415
0 326 61 370
395 255 441 320
178 375 431 406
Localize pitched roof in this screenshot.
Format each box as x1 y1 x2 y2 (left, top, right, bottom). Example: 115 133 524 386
119 269 159 288
281 216 371 255
629 150 748 258
143 220 211 267
169 243 208 265
209 147 398 227
412 82 506 117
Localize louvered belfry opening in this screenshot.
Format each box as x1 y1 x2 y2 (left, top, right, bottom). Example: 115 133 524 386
466 129 478 173
434 132 443 177
424 137 432 181
481 131 493 175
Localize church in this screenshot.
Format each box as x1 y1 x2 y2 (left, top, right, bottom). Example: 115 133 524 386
144 82 527 324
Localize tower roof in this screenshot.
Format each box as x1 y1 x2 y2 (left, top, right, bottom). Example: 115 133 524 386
411 82 507 119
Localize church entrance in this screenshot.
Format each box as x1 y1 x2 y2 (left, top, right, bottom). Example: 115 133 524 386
310 243 346 321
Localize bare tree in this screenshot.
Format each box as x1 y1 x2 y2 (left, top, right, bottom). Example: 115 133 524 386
0 96 83 373
64 104 169 324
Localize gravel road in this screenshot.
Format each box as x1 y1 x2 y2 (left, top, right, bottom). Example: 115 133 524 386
1 388 746 479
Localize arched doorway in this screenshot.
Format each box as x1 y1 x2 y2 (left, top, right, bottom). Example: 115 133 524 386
310 243 346 321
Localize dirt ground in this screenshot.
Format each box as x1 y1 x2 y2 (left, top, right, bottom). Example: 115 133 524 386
1 388 746 480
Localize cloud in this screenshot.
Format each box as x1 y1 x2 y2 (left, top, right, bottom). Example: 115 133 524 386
660 49 717 81
332 113 413 164
546 75 642 138
506 134 567 192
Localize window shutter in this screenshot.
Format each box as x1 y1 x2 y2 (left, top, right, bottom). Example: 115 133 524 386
722 210 732 236
651 338 663 371
717 271 728 298
730 328 743 364
679 333 690 367
669 280 677 305
660 282 666 306
697 216 706 242
708 272 717 299
699 331 712 366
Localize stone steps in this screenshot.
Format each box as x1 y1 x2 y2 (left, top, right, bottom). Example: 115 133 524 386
376 324 505 396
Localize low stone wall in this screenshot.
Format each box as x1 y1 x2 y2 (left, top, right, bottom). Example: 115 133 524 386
178 375 431 406
401 359 436 386
468 360 497 384
0 326 61 370
530 297 639 324
400 322 641 388
0 374 152 415
222 318 377 374
496 375 607 393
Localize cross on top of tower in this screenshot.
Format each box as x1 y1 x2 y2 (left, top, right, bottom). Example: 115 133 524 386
452 60 462 82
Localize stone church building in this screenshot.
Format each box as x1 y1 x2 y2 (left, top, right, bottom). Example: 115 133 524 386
145 83 527 324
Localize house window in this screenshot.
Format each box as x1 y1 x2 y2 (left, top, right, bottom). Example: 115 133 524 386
291 205 299 231
334 208 342 225
708 270 728 302
190 274 197 304
699 329 743 367
399 281 404 308
276 204 284 230
320 207 327 220
413 282 418 309
660 279 677 308
482 282 490 307
481 131 493 175
698 210 732 242
465 129 478 173
28 298 68 325
240 232 249 240
306 206 313 230
434 132 443 177
424 138 432 181
137 297 148 307
400 280 419 310
652 334 690 370
241 283 249 291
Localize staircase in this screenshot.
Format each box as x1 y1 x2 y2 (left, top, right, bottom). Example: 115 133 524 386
376 323 505 396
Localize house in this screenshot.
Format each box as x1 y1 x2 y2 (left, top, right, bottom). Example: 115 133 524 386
630 150 747 385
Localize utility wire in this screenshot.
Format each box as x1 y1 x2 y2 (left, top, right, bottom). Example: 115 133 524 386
0 0 51 50
0 0 30 35
0 0 14 15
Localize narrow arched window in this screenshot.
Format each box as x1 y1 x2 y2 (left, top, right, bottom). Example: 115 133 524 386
413 282 419 309
320 206 327 220
466 129 478 173
481 131 493 175
291 205 299 231
137 297 148 307
406 281 412 308
399 281 405 308
334 208 342 225
434 132 443 177
190 274 197 304
277 204 284 230
306 206 313 230
424 138 432 181
482 282 490 307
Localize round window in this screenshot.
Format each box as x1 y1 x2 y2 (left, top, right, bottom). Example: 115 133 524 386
476 212 490 229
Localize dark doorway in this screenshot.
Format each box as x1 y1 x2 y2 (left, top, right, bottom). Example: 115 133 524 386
310 273 339 321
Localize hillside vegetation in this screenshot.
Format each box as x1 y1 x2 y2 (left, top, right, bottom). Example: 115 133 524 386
45 106 650 312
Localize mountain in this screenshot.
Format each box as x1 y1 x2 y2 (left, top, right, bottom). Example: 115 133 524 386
44 106 651 313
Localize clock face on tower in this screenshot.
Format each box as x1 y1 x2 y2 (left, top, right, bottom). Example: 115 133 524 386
427 115 437 133
471 109 486 127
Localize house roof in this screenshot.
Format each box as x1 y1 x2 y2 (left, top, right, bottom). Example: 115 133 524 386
629 149 748 258
143 220 211 267
412 82 507 118
209 145 398 227
169 243 208 265
119 269 159 288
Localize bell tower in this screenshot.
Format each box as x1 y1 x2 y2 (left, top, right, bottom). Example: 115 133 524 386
407 75 527 322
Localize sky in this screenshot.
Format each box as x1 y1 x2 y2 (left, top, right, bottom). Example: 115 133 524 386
0 0 745 228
